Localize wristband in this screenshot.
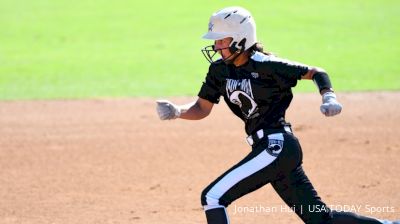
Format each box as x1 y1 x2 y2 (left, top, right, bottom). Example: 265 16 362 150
312 71 332 93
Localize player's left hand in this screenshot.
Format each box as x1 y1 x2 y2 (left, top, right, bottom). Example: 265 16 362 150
320 92 342 116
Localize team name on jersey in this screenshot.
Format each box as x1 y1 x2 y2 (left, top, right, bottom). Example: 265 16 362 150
226 79 254 98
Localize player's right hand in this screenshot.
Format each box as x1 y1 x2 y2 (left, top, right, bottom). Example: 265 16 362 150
156 100 181 120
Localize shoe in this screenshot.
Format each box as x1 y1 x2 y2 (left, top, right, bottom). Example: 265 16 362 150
381 220 400 224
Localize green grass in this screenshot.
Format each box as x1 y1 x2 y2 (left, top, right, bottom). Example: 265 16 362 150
0 0 399 100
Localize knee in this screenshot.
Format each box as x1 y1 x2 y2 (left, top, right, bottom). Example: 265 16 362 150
201 188 226 210
201 188 217 205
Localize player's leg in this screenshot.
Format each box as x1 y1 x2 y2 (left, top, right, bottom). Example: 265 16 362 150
201 132 302 224
271 165 386 224
201 146 275 224
271 136 387 224
271 165 331 224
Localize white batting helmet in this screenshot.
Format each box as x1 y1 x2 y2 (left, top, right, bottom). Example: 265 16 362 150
202 6 257 51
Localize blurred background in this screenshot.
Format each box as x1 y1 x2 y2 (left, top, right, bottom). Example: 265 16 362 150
0 0 399 100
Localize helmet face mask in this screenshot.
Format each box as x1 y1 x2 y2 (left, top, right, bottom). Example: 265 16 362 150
201 44 239 64
201 6 257 63
201 45 218 63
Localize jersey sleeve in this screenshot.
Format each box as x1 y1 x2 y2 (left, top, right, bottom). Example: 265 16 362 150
265 56 310 89
197 65 222 104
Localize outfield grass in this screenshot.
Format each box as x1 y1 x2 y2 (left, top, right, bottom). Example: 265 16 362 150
0 0 399 100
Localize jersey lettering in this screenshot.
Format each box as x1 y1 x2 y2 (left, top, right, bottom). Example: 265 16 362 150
226 79 259 119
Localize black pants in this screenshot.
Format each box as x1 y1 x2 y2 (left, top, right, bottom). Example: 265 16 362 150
201 132 383 224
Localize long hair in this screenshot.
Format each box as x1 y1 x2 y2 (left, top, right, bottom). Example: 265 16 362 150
249 42 273 56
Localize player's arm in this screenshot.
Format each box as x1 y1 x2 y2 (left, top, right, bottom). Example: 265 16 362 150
156 97 214 120
301 67 343 116
301 67 331 93
179 97 214 120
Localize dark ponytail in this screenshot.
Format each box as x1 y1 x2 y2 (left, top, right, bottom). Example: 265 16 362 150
249 42 273 55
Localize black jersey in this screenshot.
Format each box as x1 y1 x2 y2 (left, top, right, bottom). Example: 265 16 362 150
198 51 310 135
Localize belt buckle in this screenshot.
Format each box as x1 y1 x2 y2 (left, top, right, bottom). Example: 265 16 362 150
246 129 264 146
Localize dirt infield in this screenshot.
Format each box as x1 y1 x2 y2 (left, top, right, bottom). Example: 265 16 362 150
0 92 399 224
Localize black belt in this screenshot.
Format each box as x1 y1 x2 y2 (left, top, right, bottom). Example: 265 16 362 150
246 125 292 146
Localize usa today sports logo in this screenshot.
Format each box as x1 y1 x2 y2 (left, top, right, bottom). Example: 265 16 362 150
232 204 396 215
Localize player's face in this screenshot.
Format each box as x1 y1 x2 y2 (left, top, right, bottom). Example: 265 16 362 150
214 37 233 60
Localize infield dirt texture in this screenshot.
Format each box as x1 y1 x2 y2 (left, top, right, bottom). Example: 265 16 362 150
0 92 399 224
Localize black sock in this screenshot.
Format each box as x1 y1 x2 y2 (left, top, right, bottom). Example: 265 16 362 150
205 207 229 224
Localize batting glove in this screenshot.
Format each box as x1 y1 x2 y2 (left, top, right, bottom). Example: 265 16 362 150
320 92 342 117
156 100 181 120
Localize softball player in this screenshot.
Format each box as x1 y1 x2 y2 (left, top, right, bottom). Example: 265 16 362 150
156 6 398 224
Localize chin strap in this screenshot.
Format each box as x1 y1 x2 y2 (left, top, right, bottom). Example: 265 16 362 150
222 49 244 64
224 39 246 64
